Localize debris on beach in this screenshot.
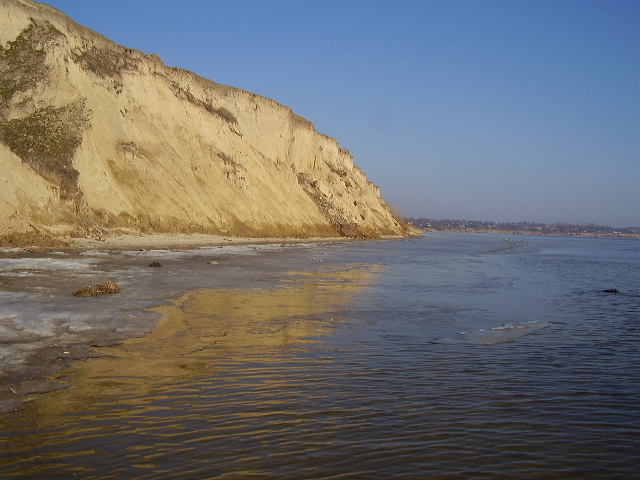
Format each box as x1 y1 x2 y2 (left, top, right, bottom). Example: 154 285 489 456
149 262 162 267
72 281 120 297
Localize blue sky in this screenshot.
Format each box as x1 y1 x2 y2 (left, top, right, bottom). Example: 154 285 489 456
43 0 640 227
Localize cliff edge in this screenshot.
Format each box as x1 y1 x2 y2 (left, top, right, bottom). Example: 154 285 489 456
0 0 412 246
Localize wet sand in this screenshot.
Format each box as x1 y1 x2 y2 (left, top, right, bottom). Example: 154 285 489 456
10 265 378 419
0 231 406 413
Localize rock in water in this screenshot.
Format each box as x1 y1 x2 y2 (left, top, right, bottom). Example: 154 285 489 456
72 281 120 297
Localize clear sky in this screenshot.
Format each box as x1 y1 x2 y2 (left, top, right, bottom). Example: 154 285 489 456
43 0 640 227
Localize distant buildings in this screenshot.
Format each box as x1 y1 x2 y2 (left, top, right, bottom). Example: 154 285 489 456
407 218 640 237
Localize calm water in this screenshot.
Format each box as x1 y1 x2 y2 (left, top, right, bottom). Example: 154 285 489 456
1 233 639 478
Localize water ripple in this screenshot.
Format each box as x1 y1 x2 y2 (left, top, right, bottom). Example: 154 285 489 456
2 235 640 478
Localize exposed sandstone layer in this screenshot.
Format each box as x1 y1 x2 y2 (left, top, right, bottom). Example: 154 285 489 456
0 0 412 246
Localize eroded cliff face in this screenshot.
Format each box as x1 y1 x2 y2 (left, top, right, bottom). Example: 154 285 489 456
0 0 410 245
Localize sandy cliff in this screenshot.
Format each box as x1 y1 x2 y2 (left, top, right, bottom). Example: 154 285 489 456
0 0 411 246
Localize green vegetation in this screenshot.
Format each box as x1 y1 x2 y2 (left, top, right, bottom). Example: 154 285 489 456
0 20 89 201
72 46 137 80
0 100 88 200
72 45 142 98
0 19 62 106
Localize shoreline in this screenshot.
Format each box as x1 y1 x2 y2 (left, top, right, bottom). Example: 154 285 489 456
0 232 394 412
422 229 640 239
0 233 350 254
67 233 353 251
1 231 418 253
0 234 346 411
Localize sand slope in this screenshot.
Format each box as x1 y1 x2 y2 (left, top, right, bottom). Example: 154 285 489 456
0 0 411 246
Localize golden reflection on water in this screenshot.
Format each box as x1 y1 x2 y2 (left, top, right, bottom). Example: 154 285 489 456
28 265 378 419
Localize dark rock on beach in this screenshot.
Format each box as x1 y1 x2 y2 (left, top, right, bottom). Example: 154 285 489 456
149 262 162 267
72 281 120 297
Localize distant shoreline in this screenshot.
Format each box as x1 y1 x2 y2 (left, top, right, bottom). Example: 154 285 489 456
408 218 640 239
421 228 640 239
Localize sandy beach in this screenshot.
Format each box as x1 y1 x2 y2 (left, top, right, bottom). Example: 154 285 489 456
66 233 350 251
0 232 355 253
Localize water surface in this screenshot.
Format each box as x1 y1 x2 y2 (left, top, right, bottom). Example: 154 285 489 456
1 234 639 478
